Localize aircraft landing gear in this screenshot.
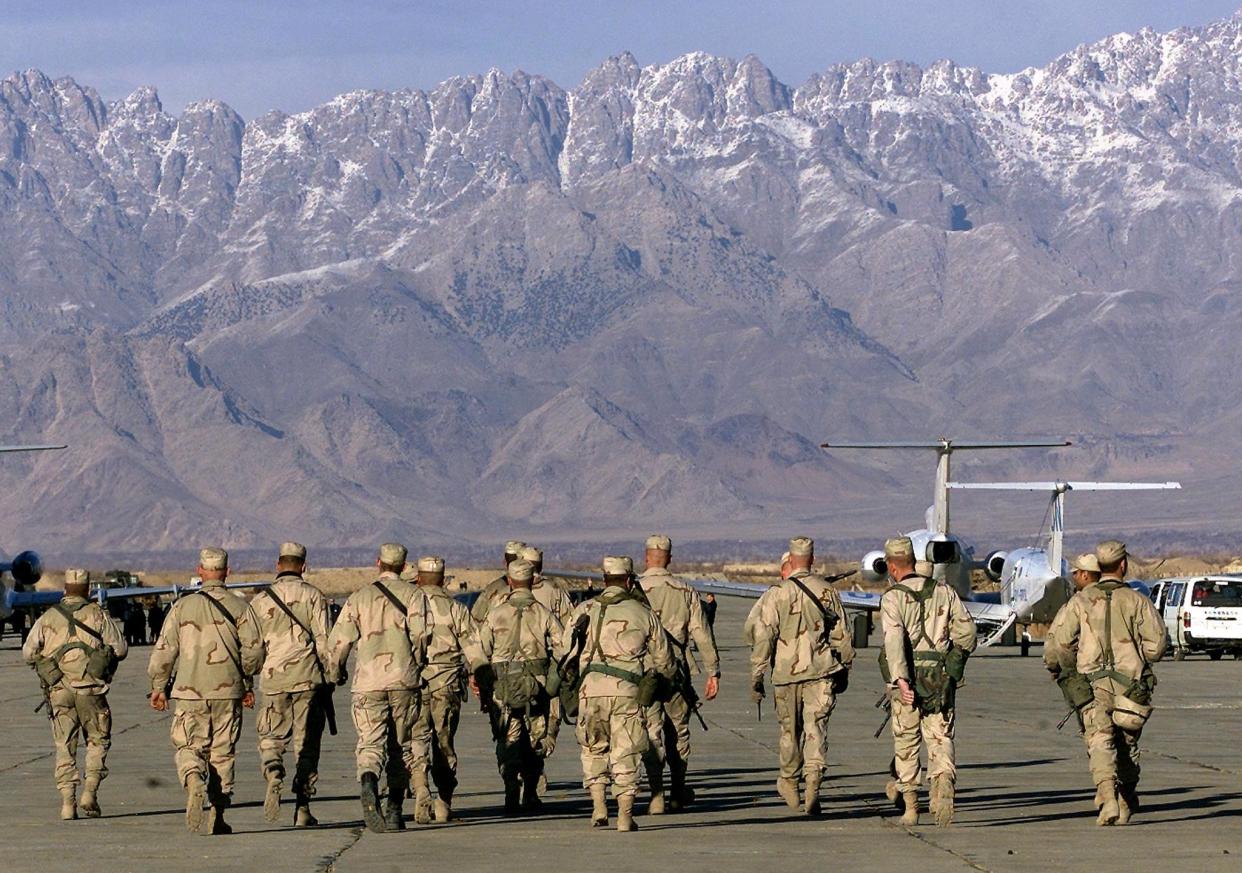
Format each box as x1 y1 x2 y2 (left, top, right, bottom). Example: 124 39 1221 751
1019 629 1031 658
1209 650 1224 661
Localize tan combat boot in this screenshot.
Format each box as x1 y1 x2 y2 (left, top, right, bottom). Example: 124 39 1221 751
776 776 801 810
59 786 77 821
885 780 903 809
207 804 232 835
900 790 920 826
931 776 954 827
1095 781 1120 826
803 770 822 817
80 777 101 818
668 761 695 810
616 794 638 832
433 787 453 823
647 765 666 815
411 770 433 824
589 783 609 828
294 792 318 828
263 772 282 823
185 773 207 834
1116 783 1138 826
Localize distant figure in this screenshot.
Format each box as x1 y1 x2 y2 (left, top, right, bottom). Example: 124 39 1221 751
147 601 166 641
470 539 528 624
702 593 717 629
124 602 147 646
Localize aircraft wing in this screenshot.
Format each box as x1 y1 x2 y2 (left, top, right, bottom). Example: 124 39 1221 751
5 579 274 611
0 444 68 454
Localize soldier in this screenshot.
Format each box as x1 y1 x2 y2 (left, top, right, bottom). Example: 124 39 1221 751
879 536 977 827
518 544 572 792
326 543 421 833
253 542 333 827
566 556 675 832
743 550 789 646
404 555 480 824
468 559 567 815
749 537 854 816
470 539 528 623
148 548 263 835
22 569 128 820
636 534 719 814
1044 540 1166 826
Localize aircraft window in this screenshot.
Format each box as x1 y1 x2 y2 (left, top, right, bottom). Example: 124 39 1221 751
1191 581 1242 608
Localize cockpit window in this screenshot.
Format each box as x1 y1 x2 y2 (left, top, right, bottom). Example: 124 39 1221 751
1191 581 1242 607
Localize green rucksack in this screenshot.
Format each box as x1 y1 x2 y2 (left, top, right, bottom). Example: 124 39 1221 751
878 576 963 715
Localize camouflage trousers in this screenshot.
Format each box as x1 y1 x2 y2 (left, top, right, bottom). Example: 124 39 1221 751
409 686 463 796
257 689 326 796
576 695 648 799
351 689 417 796
171 699 242 805
492 702 553 785
891 698 955 791
642 691 693 778
48 688 111 790
773 679 837 780
1082 684 1143 787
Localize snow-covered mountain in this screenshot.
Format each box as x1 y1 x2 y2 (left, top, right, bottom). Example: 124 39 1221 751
4 14 1241 555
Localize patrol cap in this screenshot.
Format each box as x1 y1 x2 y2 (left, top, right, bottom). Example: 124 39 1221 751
603 555 634 576
379 543 408 565
789 536 813 556
1070 554 1101 574
64 568 90 587
504 540 527 556
399 564 419 582
279 541 307 561
199 547 228 571
645 534 672 551
1095 540 1127 566
508 559 535 583
517 546 542 564
884 536 915 561
418 555 445 573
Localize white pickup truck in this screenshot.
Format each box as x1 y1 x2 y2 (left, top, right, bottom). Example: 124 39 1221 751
1150 575 1242 661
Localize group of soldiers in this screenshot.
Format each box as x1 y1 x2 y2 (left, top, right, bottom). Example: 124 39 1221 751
20 530 1166 834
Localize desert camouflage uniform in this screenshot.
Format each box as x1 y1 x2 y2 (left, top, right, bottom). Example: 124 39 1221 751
567 586 675 799
1044 576 1166 792
530 574 573 760
881 574 977 793
405 583 482 813
469 576 510 624
253 572 332 799
750 570 854 787
147 584 263 807
637 567 720 799
471 589 567 804
326 573 421 796
23 596 128 793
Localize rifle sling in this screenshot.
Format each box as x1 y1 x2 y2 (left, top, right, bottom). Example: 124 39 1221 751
373 580 409 621
264 587 327 679
195 591 245 677
790 574 838 639
53 603 105 646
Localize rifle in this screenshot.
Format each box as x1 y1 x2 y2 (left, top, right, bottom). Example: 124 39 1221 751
873 689 892 739
34 684 52 719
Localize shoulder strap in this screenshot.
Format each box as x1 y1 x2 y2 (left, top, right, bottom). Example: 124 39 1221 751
53 603 105 646
197 591 238 627
790 575 836 629
264 587 314 639
890 577 935 648
373 581 409 625
194 591 245 676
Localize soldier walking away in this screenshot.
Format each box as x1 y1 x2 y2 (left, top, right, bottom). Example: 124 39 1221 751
636 534 720 814
23 569 128 820
253 542 333 827
879 536 977 827
148 548 263 835
749 537 853 817
519 544 573 794
326 543 422 834
1044 541 1167 826
470 540 528 624
468 559 566 816
404 555 481 824
566 556 674 832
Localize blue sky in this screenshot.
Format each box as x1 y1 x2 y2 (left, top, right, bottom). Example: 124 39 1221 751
2 1 1238 118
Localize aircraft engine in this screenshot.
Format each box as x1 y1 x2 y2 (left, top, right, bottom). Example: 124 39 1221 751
9 550 43 587
984 550 1007 583
860 550 887 582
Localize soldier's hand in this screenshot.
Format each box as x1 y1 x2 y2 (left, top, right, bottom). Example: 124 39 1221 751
750 677 765 704
469 676 481 698
149 691 167 712
705 675 719 701
242 691 255 709
896 678 915 706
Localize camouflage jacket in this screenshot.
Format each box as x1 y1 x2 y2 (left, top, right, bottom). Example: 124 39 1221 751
469 575 509 623
566 585 675 698
147 584 263 700
406 584 483 693
254 573 332 694
743 585 779 647
638 567 720 677
1044 577 1167 685
326 573 421 692
471 589 567 683
23 596 129 695
881 573 977 684
750 570 855 685
531 575 574 625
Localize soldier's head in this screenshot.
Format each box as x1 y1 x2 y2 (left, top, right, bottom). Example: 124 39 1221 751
416 555 446 587
276 541 307 576
644 534 672 570
788 537 814 571
507 559 535 590
602 555 634 589
884 536 916 579
63 568 90 597
198 547 229 582
779 551 792 579
517 545 543 576
503 540 527 567
1095 540 1127 578
377 543 407 576
1069 554 1101 590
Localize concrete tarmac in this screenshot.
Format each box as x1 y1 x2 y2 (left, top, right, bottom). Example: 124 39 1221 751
1 595 1240 873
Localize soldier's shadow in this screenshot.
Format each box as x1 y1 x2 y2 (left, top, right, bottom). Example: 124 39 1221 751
959 785 1214 826
99 793 361 820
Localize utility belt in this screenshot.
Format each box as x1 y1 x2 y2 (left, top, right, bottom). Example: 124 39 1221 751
879 645 968 715
582 662 662 707
484 658 551 712
1084 664 1157 730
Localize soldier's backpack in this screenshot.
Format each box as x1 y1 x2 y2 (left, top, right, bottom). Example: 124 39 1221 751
51 602 118 682
878 576 963 715
491 597 549 711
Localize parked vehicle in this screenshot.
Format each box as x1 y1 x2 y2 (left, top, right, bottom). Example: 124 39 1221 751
1150 575 1242 660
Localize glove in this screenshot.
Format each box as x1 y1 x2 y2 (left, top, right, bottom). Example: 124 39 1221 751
831 670 849 695
750 677 765 704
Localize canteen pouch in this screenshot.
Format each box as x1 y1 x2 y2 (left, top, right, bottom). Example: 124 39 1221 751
636 669 662 708
493 661 545 711
913 663 955 715
34 656 63 689
85 644 119 682
1057 670 1095 710
1124 669 1157 706
545 662 563 697
1112 692 1153 731
944 646 969 683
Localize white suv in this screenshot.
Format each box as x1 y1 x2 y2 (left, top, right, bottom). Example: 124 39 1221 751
1150 575 1242 661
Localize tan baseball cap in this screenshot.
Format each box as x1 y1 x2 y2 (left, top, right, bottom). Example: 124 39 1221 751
199 547 228 571
279 541 307 561
508 559 535 583
64 568 90 587
789 536 813 556
379 543 407 565
504 540 527 555
645 534 672 551
517 546 542 564
603 555 634 576
1070 553 1101 573
418 555 445 573
884 536 915 560
398 564 419 581
1095 540 1127 566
